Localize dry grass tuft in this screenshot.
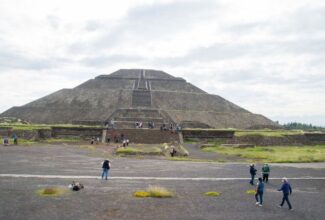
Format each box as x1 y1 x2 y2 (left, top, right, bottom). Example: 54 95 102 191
246 189 256 195
133 186 174 198
204 191 221 197
36 187 67 196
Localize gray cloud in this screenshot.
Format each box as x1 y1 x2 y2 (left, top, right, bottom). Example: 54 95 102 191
0 50 56 70
80 54 145 66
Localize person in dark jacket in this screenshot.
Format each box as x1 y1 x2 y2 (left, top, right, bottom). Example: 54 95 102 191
278 177 293 210
262 163 270 183
101 159 111 180
255 177 265 206
249 164 257 185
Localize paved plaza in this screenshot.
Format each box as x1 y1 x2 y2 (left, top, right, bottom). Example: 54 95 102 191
1 145 325 220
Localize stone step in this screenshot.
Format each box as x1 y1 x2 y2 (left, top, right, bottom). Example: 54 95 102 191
112 121 168 129
132 90 152 107
114 117 165 123
114 110 161 118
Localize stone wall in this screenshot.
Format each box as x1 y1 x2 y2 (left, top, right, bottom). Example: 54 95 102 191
182 129 235 139
105 129 180 144
51 127 102 139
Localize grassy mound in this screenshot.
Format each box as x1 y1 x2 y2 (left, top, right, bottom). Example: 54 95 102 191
116 146 162 156
204 191 221 197
36 187 67 197
202 145 325 163
134 186 174 198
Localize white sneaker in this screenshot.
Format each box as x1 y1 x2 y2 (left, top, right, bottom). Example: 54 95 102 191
259 204 263 207
256 202 260 205
278 205 282 208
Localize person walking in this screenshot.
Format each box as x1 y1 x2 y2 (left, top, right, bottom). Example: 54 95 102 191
249 164 257 185
101 159 111 180
255 177 265 207
278 177 293 210
262 163 270 183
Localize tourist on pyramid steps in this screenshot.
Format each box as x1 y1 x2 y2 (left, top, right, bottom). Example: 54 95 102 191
249 164 257 185
262 163 270 183
101 159 111 180
278 177 293 210
255 177 265 207
3 137 9 146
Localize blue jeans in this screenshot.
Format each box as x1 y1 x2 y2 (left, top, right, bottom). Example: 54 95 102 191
250 174 255 185
280 193 292 209
255 191 263 204
101 168 109 180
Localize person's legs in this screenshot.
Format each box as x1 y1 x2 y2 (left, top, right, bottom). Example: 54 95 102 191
255 193 259 203
101 168 105 179
280 195 285 206
263 174 266 182
250 174 255 185
106 169 109 180
284 194 292 209
266 174 269 183
259 192 263 205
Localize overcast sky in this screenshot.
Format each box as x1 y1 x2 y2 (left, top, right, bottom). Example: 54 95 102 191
0 0 324 126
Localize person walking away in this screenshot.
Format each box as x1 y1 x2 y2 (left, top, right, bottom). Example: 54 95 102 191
278 177 293 210
249 164 257 185
262 163 270 183
12 134 18 145
101 160 111 180
255 177 264 207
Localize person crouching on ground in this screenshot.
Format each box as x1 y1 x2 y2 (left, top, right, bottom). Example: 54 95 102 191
101 159 111 180
262 163 270 183
249 164 257 185
255 177 264 207
278 177 293 210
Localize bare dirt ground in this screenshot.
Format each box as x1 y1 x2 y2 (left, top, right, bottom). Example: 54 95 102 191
1 144 325 220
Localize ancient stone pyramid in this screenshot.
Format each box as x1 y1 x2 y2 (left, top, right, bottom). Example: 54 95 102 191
0 69 277 128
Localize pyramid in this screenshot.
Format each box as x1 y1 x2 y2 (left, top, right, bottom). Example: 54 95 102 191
0 69 278 129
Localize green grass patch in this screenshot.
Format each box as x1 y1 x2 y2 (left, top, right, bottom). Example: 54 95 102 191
116 146 162 155
202 145 325 163
235 129 304 137
42 137 81 143
36 187 68 197
204 191 221 197
0 123 101 131
184 138 199 144
246 189 256 195
134 186 174 198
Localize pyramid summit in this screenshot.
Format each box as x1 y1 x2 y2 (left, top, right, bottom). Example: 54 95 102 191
0 69 277 128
